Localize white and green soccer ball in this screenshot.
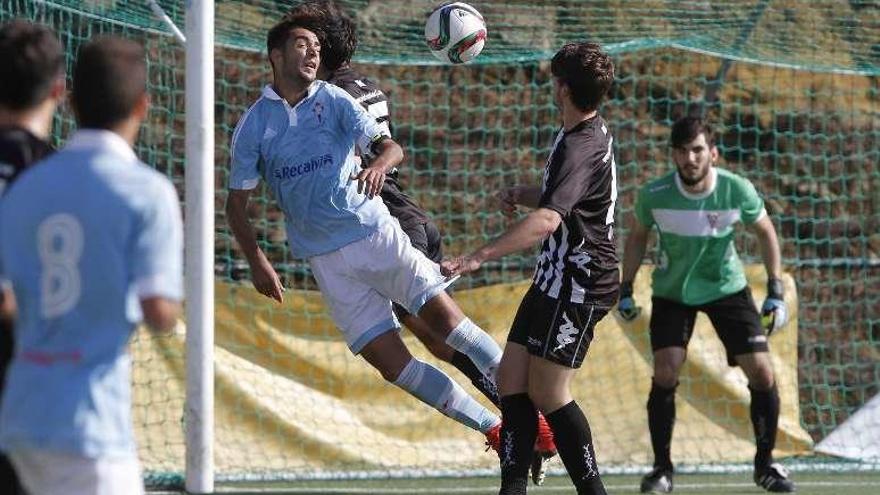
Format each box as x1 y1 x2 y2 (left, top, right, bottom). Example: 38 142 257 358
424 2 487 64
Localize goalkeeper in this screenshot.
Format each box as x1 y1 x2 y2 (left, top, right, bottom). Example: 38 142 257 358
617 116 795 493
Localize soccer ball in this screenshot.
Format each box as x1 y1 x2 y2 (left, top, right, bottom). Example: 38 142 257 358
424 2 487 64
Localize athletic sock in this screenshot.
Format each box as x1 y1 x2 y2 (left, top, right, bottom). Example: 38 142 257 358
647 380 677 471
750 384 780 470
393 358 499 432
444 318 502 379
451 350 500 406
499 394 537 493
545 401 607 495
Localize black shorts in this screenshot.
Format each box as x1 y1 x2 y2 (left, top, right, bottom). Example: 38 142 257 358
508 285 610 369
649 288 768 366
392 220 444 319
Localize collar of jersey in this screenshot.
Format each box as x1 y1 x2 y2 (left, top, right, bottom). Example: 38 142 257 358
261 82 320 106
64 129 137 162
674 166 718 200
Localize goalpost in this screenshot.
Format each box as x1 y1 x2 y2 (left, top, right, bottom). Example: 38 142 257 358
182 0 214 493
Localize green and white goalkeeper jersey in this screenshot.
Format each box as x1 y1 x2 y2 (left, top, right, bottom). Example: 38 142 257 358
634 167 766 306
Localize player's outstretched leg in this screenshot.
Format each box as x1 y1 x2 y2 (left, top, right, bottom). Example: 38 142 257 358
399 309 501 406
418 294 503 380
360 331 500 436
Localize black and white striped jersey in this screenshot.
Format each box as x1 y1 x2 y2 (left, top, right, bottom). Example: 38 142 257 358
532 116 619 305
327 66 430 230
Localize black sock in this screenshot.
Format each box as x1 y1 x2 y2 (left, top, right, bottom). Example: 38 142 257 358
499 394 537 494
647 380 677 471
750 385 780 470
451 351 500 406
545 401 607 495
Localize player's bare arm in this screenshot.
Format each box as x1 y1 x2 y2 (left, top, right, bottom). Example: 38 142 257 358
441 207 561 277
750 215 782 281
350 138 403 198
226 188 284 303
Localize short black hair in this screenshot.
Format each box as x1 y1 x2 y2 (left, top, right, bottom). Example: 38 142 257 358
670 116 716 148
0 20 64 111
267 4 325 60
550 42 614 112
311 0 357 71
72 36 146 130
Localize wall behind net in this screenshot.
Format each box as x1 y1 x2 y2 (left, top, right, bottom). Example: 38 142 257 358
1 0 877 482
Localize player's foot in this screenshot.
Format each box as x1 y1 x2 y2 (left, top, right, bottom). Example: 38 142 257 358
640 466 673 493
535 412 557 457
529 453 547 485
754 463 796 492
484 421 501 453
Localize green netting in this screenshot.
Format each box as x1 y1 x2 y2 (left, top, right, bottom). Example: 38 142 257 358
2 0 878 485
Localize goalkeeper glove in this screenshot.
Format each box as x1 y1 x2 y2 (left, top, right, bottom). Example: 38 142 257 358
761 277 788 335
617 281 641 322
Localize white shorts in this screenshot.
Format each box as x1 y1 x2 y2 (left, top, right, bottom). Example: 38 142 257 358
8 448 144 495
310 220 451 354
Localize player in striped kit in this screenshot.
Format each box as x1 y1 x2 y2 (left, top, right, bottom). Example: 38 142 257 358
443 42 619 495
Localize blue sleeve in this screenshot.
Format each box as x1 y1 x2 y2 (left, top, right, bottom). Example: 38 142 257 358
228 104 262 190
332 88 391 155
131 176 184 301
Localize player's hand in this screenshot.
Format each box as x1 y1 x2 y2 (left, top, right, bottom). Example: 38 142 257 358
616 281 641 322
440 255 482 277
250 255 284 303
761 277 787 335
350 166 385 199
497 187 521 218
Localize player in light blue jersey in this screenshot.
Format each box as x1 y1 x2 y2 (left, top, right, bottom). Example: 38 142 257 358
0 37 183 495
226 11 506 448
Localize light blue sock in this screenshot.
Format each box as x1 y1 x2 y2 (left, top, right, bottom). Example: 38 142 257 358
394 358 499 433
444 317 502 380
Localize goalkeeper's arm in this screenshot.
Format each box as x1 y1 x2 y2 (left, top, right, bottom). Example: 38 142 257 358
750 215 787 332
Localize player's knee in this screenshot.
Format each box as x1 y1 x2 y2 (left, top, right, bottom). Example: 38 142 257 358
748 367 775 390
653 363 681 388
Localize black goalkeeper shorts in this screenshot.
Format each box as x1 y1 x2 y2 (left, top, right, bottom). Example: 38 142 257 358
649 288 769 366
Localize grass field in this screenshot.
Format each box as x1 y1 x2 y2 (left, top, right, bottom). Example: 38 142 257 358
155 471 880 494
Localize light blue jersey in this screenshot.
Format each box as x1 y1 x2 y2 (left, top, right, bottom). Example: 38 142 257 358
228 82 393 258
0 130 183 458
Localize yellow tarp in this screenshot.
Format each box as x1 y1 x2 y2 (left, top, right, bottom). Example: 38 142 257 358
131 265 812 476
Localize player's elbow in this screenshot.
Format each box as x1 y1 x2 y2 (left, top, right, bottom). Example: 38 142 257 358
536 208 562 236
141 297 182 334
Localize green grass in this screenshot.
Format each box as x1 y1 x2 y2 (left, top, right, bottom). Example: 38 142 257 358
155 471 880 494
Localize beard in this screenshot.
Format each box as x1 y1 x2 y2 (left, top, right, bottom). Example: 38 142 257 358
677 166 709 186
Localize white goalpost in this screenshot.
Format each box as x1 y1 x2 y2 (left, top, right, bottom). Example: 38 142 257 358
182 0 215 493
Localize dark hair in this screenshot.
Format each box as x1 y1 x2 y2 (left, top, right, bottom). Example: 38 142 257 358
670 116 716 148
550 42 614 112
267 5 325 62
72 37 146 130
0 20 64 110
312 0 357 71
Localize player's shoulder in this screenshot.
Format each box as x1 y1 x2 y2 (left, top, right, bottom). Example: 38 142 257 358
640 171 676 196
0 127 52 171
328 67 383 97
561 115 613 163
715 167 752 185
715 167 758 194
